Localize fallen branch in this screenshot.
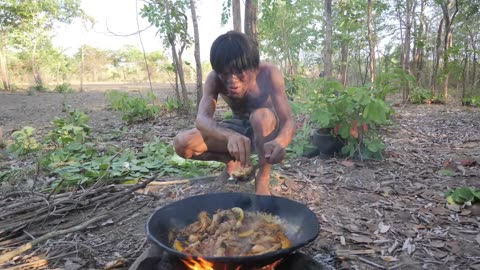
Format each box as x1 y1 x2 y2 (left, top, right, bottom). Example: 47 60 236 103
357 256 386 269
2 259 48 270
147 175 217 186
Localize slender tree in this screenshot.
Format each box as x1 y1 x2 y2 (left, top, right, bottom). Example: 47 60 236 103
141 0 192 108
367 0 376 86
403 0 412 101
324 0 333 78
245 0 258 45
440 0 459 99
190 0 203 109
232 0 242 31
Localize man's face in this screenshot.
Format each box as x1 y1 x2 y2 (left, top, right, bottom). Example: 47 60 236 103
217 67 252 98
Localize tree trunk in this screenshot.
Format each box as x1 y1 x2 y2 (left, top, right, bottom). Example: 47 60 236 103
80 46 84 92
135 0 153 93
395 1 405 69
244 0 258 45
232 0 242 32
461 40 468 104
170 44 181 102
403 0 412 101
32 39 43 86
441 0 459 100
414 0 426 85
0 45 10 91
190 0 203 110
341 41 349 88
471 30 478 95
323 0 333 78
431 17 444 95
169 34 189 109
367 0 375 87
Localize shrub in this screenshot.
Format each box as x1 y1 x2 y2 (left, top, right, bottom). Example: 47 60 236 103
410 88 433 104
54 83 75 93
106 90 161 123
463 95 480 107
28 84 49 92
46 107 91 147
307 83 394 159
7 126 41 155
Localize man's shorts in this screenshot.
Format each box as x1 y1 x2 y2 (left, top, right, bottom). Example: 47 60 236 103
220 117 254 141
220 111 280 150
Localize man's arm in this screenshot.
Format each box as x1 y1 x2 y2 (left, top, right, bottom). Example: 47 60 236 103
195 72 251 165
195 72 234 140
269 65 295 148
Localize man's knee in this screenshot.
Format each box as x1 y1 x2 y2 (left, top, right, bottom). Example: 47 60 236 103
250 108 275 123
173 132 190 158
249 108 277 136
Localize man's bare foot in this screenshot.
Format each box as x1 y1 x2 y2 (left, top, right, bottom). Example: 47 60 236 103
255 188 271 196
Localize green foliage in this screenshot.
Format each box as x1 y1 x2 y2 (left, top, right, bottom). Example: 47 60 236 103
259 0 322 69
287 122 315 157
303 78 394 159
463 95 480 107
46 107 91 147
41 139 222 190
54 83 75 93
410 88 433 104
106 90 161 123
445 187 480 205
28 84 49 92
163 97 182 112
220 0 232 26
140 0 192 49
7 126 41 156
375 68 416 99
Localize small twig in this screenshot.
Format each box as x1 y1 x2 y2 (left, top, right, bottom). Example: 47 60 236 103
357 256 386 269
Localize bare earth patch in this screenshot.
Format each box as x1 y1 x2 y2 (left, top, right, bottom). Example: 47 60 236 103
1 88 480 269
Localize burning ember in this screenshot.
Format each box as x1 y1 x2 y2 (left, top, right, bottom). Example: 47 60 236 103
181 257 283 270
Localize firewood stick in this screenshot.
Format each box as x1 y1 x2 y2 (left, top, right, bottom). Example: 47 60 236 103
2 259 48 270
146 175 217 185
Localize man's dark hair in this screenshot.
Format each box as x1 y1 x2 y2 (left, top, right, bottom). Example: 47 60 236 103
210 31 259 74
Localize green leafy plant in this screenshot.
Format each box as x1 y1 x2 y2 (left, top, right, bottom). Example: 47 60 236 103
54 83 75 93
106 90 161 123
7 126 41 155
163 97 182 112
463 95 480 107
410 88 433 104
28 84 49 92
306 80 394 159
46 108 91 147
375 68 415 99
445 187 480 205
41 139 222 190
287 122 315 157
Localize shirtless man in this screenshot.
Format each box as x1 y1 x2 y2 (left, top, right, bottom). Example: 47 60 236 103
173 31 295 195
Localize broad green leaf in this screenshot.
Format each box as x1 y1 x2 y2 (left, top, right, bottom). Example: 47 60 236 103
438 169 454 176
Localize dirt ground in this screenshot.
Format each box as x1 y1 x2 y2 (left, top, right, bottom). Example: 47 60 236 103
1 85 480 270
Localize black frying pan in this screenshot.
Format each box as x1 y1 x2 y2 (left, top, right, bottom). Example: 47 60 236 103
146 192 320 268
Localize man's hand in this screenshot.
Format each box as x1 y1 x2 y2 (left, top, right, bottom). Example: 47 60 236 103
227 134 251 166
263 140 286 164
